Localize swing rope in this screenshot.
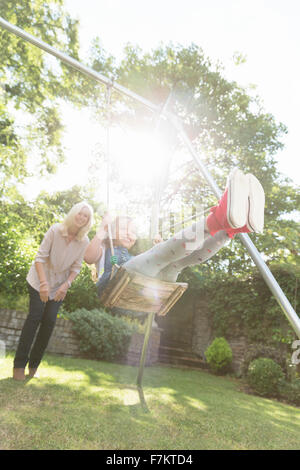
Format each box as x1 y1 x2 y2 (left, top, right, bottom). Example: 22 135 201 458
105 88 175 272
105 83 119 271
104 87 209 265
150 91 174 239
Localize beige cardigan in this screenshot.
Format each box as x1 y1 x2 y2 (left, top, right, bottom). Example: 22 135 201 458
26 223 89 299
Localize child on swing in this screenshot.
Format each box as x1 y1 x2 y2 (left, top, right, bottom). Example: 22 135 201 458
84 169 265 295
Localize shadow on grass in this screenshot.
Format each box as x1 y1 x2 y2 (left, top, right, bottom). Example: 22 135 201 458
1 353 300 449
40 357 300 421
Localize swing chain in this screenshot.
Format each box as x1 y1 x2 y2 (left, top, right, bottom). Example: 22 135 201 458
105 82 119 277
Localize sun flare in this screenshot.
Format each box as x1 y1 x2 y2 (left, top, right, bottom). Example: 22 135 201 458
109 127 172 185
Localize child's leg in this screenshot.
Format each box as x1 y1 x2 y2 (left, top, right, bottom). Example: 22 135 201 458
124 169 264 279
156 230 229 282
124 216 209 278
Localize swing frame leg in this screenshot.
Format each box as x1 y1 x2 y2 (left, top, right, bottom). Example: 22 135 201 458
137 311 155 389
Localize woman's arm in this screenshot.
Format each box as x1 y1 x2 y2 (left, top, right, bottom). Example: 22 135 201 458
35 262 49 302
34 225 55 302
84 213 111 265
84 232 104 265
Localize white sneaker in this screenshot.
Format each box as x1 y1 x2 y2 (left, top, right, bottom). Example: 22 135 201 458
226 168 250 228
246 173 265 233
207 168 264 237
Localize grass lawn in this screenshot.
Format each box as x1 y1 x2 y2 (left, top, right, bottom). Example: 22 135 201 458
1 352 299 450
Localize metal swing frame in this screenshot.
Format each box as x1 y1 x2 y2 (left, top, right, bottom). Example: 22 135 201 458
1 18 299 400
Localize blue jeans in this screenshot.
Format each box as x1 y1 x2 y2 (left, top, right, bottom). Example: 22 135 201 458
13 283 62 369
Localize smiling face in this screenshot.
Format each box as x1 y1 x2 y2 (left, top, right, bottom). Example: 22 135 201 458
74 206 90 229
112 217 137 250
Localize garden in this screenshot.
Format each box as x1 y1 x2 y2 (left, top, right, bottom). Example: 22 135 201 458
0 0 300 451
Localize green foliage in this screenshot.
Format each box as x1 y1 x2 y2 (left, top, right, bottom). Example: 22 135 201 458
0 6 299 351
0 183 99 302
0 293 29 311
0 210 38 296
67 308 139 362
107 42 299 273
182 262 299 346
279 378 300 406
2 185 101 244
241 343 288 377
204 337 233 374
247 358 285 397
0 0 86 194
0 103 27 195
114 42 287 173
62 264 99 313
0 0 81 110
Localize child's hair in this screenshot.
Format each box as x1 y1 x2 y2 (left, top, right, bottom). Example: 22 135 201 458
105 215 135 247
60 202 94 240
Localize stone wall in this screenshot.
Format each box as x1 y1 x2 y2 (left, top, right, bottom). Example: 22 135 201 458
227 336 248 376
1 307 290 375
191 299 213 360
157 298 290 376
123 327 162 366
0 309 82 358
191 299 290 375
0 309 161 367
157 294 195 349
191 301 250 373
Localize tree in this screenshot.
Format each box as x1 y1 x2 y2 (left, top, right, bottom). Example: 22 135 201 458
87 42 299 271
0 0 83 192
0 101 27 195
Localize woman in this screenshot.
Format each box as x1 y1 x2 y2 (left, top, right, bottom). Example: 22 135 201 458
13 202 94 381
84 169 264 292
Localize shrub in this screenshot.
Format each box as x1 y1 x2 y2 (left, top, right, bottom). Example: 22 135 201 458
241 344 288 377
67 308 139 362
247 358 285 397
63 264 100 313
0 212 38 296
205 337 233 374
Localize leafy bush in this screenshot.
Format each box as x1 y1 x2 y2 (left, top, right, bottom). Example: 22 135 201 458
0 293 29 311
278 378 300 406
205 337 233 374
63 264 100 313
241 344 289 377
183 263 299 346
247 358 285 397
0 212 38 296
67 308 139 362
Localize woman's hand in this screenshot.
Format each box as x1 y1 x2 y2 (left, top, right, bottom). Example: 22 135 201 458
54 282 69 302
39 281 49 303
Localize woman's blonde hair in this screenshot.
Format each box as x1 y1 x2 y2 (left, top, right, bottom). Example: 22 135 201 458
61 202 94 241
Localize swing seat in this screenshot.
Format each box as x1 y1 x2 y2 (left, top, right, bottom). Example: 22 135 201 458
99 266 188 316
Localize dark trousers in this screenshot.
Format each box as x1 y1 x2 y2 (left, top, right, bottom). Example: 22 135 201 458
13 283 62 369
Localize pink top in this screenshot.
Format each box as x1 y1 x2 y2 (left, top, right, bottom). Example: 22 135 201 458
26 223 89 300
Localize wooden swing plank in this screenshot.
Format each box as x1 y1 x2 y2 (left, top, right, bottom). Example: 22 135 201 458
157 284 187 316
100 267 188 316
102 272 131 307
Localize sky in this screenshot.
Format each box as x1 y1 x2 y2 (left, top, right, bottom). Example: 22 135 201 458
21 0 300 202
